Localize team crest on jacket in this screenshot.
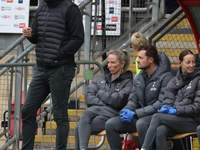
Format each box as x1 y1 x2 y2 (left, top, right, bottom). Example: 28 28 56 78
150 82 157 91
101 80 106 83
115 83 120 91
186 81 192 90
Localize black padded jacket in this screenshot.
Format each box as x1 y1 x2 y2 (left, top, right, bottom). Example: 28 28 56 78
28 0 84 66
84 69 133 117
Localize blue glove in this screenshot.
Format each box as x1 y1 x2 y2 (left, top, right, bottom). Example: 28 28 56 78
120 109 130 123
121 109 128 115
120 116 131 123
95 93 98 97
157 105 169 113
120 110 126 117
168 106 177 115
126 109 134 120
120 109 127 122
120 109 134 123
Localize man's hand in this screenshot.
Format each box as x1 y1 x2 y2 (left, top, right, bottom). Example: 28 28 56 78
157 105 169 113
22 27 32 37
120 109 134 123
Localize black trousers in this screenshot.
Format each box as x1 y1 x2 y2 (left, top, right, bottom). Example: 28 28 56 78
105 115 152 150
22 64 75 150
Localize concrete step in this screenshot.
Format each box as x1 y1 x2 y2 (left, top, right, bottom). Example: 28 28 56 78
35 135 108 144
34 134 110 149
128 62 179 70
164 18 192 34
128 64 136 73
153 34 195 42
79 95 84 103
68 109 84 117
168 18 190 27
133 49 198 57
46 121 77 130
45 121 78 136
133 48 198 65
34 143 110 150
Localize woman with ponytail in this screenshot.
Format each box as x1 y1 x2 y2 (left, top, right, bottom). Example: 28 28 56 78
75 49 133 150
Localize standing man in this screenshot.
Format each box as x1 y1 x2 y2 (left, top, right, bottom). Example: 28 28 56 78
105 45 174 150
22 0 84 150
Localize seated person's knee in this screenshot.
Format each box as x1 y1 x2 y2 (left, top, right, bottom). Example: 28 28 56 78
156 125 167 138
105 119 114 131
197 125 200 133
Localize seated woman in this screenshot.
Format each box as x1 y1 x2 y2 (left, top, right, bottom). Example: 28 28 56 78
75 49 134 150
141 50 200 150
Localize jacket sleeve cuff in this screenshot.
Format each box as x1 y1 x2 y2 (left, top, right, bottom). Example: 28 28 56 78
133 112 138 119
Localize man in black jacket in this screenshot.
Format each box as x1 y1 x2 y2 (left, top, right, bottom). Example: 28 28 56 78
22 0 84 149
105 45 174 150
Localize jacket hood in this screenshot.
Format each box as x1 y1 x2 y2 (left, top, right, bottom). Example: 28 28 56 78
155 52 171 75
104 68 133 82
140 52 171 80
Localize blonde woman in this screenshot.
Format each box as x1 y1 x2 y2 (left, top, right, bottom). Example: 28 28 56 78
75 49 133 150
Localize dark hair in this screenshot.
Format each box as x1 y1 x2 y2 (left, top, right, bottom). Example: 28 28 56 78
179 49 194 61
138 45 159 64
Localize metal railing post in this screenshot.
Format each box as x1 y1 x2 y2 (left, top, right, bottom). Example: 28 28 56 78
152 0 159 27
83 0 92 95
12 43 24 149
